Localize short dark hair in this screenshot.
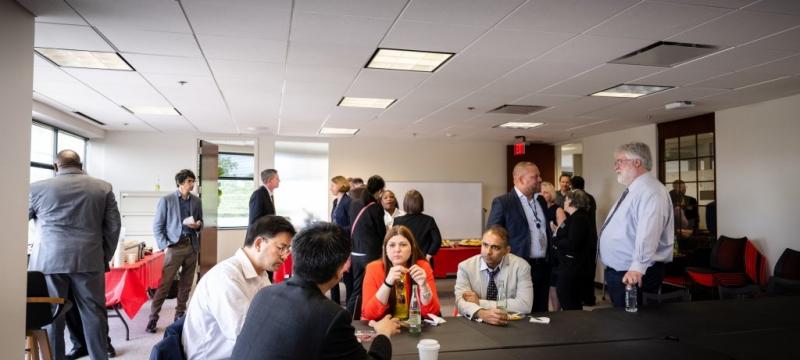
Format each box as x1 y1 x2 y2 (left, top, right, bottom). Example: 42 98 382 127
570 176 586 190
292 222 351 284
566 189 592 212
366 175 385 195
483 225 509 247
560 173 572 181
260 169 278 183
243 215 296 247
175 169 196 186
403 189 424 214
350 177 364 186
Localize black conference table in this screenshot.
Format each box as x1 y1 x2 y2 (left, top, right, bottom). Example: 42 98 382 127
356 295 800 359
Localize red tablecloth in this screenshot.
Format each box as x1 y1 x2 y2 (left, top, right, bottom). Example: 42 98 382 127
432 246 481 278
105 252 165 318
272 254 293 284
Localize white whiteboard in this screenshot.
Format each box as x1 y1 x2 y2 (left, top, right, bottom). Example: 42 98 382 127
385 181 483 240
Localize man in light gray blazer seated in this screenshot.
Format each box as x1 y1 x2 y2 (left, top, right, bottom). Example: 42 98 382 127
146 169 203 333
455 225 533 326
29 150 121 360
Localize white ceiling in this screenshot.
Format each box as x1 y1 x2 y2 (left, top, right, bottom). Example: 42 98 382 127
19 0 800 143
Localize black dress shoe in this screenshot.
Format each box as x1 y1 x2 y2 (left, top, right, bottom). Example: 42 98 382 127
145 318 158 333
65 348 88 360
107 343 116 358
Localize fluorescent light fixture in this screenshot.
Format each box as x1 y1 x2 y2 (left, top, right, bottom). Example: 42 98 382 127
123 106 181 116
338 97 396 109
590 84 672 98
35 48 133 70
320 127 359 135
366 48 454 72
494 122 544 130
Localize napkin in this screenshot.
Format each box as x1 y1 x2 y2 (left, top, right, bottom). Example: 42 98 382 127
424 313 447 326
529 316 550 324
182 216 196 225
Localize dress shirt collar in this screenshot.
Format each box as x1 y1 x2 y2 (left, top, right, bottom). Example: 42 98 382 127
56 167 83 176
264 185 274 197
235 248 262 280
514 187 529 201
479 256 504 273
628 171 654 193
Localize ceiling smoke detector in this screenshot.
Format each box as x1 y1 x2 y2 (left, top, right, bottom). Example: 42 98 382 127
665 101 695 110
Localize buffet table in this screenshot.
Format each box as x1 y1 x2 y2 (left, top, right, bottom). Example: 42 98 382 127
105 251 165 339
432 246 480 278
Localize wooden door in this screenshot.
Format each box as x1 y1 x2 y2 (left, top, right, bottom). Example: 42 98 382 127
198 140 219 277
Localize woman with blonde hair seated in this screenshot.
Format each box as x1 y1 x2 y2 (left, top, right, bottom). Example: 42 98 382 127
361 225 441 321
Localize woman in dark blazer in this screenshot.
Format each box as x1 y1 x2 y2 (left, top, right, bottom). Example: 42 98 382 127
554 189 593 310
394 190 442 266
329 175 352 306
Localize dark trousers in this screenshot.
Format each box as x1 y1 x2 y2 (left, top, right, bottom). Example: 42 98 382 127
46 272 108 360
526 258 551 313
65 292 112 353
604 262 665 308
346 255 369 319
333 266 354 306
581 245 598 305
149 240 197 322
557 257 582 311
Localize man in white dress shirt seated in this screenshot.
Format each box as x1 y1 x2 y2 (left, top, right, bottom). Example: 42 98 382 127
182 215 296 359
455 225 533 326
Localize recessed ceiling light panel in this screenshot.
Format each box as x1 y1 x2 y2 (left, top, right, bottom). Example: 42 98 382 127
35 48 133 70
320 127 359 135
488 105 548 115
494 122 544 130
366 48 454 72
610 41 720 68
123 106 181 116
590 84 672 98
338 97 396 109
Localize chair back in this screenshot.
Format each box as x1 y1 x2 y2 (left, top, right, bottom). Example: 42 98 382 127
26 271 54 330
743 241 768 286
149 316 186 360
710 236 746 272
774 248 800 280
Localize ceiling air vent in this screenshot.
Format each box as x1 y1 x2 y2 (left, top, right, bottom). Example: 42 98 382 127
488 105 547 115
74 112 106 126
610 41 720 68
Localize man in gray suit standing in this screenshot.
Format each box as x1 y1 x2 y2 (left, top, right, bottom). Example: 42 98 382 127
146 169 203 333
29 150 121 360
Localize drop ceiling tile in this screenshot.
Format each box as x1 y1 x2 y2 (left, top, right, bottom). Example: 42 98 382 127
294 0 406 19
535 96 630 117
498 0 638 34
17 0 87 25
538 35 653 65
743 54 800 75
382 20 487 53
208 59 283 80
461 28 574 61
291 12 392 47
34 23 112 51
588 2 731 40
123 53 209 76
346 69 430 99
696 75 800 105
101 28 201 57
199 35 286 63
656 0 757 9
63 68 169 106
540 63 663 96
746 27 800 52
668 10 800 46
286 64 360 85
287 41 376 67
689 71 789 89
138 114 197 133
482 61 597 96
69 0 191 33
401 0 525 27
745 0 800 16
181 0 291 40
513 93 584 107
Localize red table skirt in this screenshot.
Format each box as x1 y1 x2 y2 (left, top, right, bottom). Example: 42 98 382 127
433 246 481 278
272 254 293 284
105 252 165 318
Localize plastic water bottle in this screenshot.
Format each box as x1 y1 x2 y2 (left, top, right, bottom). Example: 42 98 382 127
408 285 422 336
625 284 638 313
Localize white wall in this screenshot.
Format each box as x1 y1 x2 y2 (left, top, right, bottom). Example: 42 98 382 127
0 1 33 355
716 94 800 271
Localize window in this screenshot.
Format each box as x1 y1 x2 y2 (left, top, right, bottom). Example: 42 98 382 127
274 141 329 230
658 114 715 235
30 121 88 183
218 152 255 228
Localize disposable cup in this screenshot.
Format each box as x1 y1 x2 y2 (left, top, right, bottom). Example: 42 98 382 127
125 253 138 264
417 339 440 360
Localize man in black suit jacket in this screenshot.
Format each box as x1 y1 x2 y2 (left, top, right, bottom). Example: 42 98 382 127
232 222 400 360
487 161 553 313
248 169 279 224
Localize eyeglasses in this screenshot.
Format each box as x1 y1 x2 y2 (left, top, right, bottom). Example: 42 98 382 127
614 158 635 166
273 242 291 255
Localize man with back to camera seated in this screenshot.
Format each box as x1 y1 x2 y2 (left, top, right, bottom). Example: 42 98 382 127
454 226 533 326
181 215 295 360
231 222 401 360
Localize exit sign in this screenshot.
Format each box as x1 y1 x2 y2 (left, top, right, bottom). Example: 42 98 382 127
513 143 525 156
